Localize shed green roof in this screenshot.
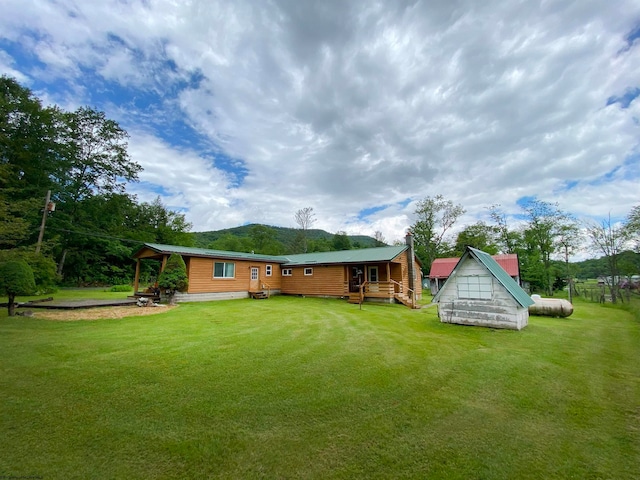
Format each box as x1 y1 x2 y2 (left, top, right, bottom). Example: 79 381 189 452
135 243 412 267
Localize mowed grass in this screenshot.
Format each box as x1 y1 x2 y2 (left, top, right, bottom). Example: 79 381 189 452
1 296 639 479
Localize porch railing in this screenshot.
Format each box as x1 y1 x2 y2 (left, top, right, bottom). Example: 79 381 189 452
261 281 272 298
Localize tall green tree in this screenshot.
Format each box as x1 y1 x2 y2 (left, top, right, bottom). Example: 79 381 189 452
0 77 65 248
520 199 575 295
52 107 142 277
135 197 193 246
58 107 141 204
411 195 465 272
625 204 640 252
0 76 64 201
453 222 499 256
251 225 285 255
488 204 520 254
332 231 351 251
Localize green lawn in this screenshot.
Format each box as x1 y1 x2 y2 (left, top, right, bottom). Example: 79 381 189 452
1 295 639 479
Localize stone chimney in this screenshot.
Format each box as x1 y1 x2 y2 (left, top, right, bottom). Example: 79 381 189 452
406 231 415 293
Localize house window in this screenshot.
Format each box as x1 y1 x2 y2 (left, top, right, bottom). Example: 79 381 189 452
266 265 272 277
304 267 313 276
368 266 379 282
213 262 235 278
458 275 492 299
282 268 292 276
251 267 259 280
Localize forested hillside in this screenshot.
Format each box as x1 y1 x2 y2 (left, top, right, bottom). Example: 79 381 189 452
191 224 380 253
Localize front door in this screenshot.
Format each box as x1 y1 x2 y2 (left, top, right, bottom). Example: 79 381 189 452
250 267 260 292
368 266 379 292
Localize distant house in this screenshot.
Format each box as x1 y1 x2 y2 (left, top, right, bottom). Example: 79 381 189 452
428 253 520 295
132 233 422 308
432 247 534 330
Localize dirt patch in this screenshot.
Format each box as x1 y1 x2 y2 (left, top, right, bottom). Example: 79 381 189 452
31 304 177 321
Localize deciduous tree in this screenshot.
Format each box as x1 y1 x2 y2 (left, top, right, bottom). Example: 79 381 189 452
585 214 628 303
411 195 465 271
520 199 575 295
0 259 36 316
625 205 640 252
487 204 520 254
453 222 498 256
294 207 316 253
373 230 386 246
332 231 351 251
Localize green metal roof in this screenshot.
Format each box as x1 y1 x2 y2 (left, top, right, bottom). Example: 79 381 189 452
433 246 534 308
135 243 411 267
280 245 408 266
136 243 288 263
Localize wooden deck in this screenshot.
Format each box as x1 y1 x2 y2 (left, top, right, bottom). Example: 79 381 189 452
16 298 138 310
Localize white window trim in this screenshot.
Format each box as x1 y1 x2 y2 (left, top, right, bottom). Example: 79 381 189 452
213 261 235 279
368 266 379 282
266 265 272 277
282 268 292 277
304 267 313 276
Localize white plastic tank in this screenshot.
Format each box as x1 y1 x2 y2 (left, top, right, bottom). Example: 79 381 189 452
529 296 573 318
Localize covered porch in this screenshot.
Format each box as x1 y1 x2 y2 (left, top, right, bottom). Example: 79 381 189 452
344 262 419 308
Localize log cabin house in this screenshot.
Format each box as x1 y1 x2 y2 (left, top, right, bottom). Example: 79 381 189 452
132 233 422 308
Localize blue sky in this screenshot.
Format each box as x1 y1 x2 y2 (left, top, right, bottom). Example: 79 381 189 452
1 0 639 248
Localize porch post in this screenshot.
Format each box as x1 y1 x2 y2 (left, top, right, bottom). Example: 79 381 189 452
405 231 415 292
406 231 416 306
134 259 141 293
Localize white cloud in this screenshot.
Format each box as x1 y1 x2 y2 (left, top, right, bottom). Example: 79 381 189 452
1 0 640 246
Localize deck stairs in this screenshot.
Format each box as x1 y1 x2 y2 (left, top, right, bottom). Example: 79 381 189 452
250 291 269 300
347 293 362 304
394 292 420 309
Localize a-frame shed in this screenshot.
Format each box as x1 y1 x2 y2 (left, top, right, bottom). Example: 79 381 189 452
432 247 534 330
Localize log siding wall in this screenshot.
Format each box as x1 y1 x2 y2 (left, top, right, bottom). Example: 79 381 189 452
187 257 282 294
281 265 346 297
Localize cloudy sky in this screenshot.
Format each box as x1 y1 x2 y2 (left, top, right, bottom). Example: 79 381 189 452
1 0 639 244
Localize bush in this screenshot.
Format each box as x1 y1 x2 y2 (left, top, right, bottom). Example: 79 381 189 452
157 254 188 304
108 284 133 292
0 260 36 316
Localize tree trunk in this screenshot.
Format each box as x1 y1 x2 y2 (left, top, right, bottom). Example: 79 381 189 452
7 293 16 316
57 249 67 277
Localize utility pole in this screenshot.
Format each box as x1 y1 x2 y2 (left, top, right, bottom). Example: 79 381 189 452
563 242 573 304
35 190 53 254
